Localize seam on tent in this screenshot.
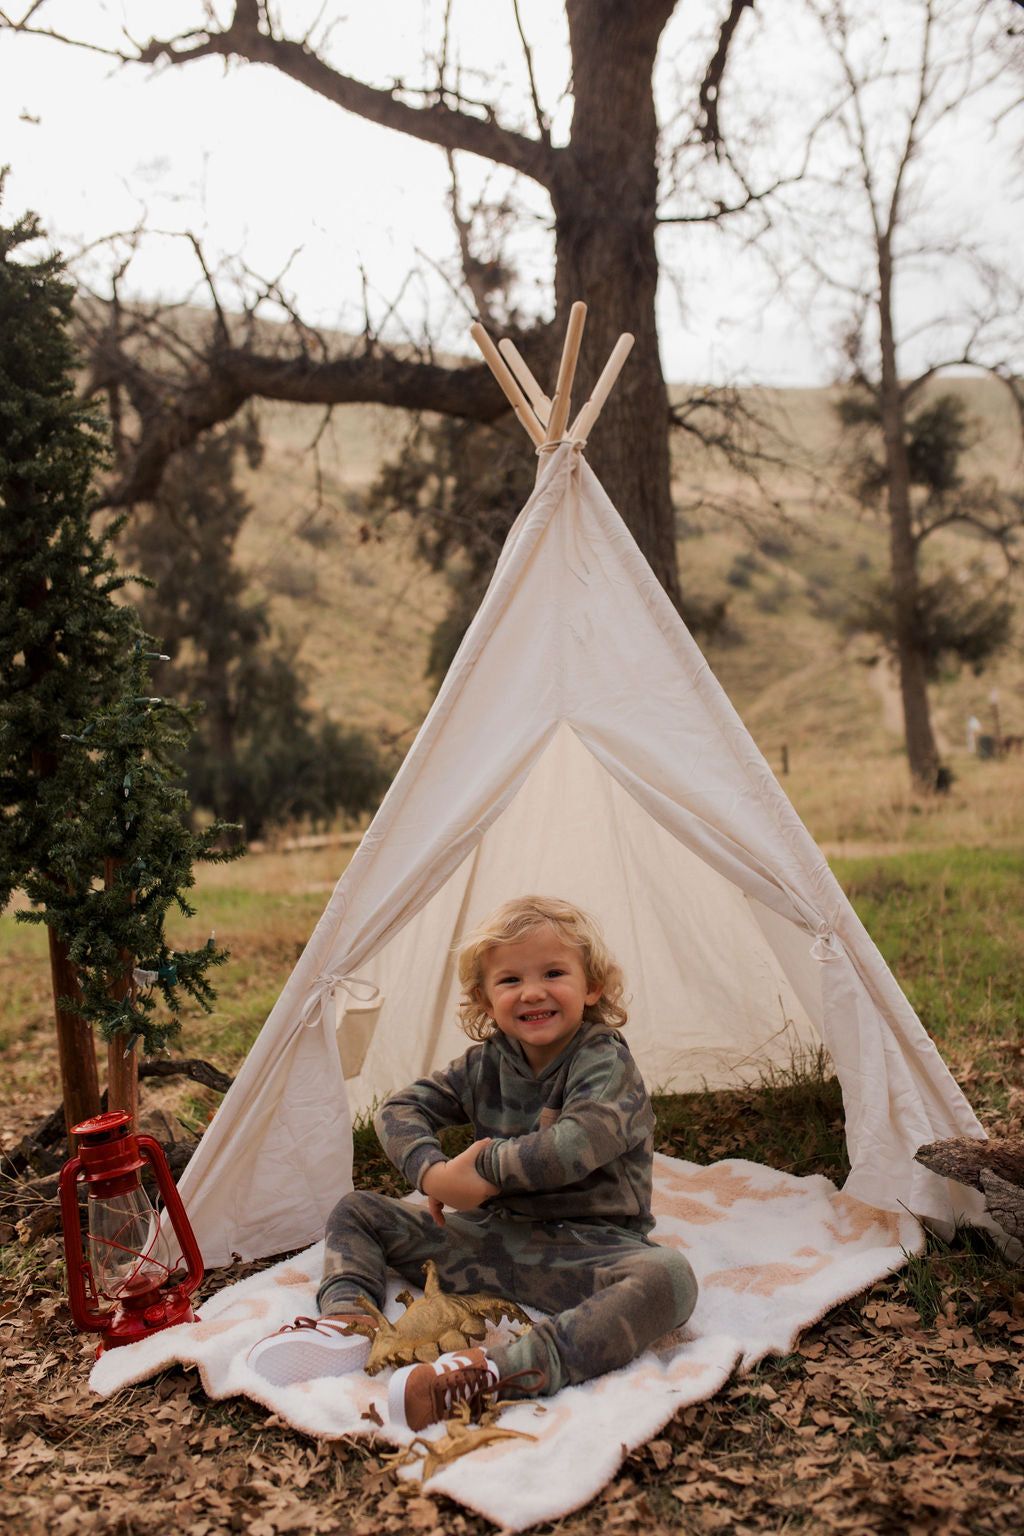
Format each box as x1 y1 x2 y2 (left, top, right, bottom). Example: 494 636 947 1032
577 460 848 919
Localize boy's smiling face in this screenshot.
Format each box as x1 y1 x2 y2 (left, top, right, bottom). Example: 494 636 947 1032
476 923 602 1072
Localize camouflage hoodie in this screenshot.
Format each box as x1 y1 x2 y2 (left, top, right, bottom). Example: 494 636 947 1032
373 1023 655 1234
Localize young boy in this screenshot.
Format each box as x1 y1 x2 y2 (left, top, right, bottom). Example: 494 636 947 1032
249 895 697 1429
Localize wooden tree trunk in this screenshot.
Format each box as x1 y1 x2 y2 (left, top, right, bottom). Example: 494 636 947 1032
877 231 942 792
47 927 101 1148
29 735 102 1148
555 0 681 609
104 855 139 1128
107 1033 139 1129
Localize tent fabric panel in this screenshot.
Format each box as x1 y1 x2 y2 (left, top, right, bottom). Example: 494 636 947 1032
344 726 824 1113
342 850 481 1110
177 451 583 1258
180 1011 352 1267
561 462 849 898
284 453 577 981
175 442 985 1266
820 955 985 1224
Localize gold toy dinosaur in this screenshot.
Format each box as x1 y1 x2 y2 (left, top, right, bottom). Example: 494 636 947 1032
349 1259 532 1375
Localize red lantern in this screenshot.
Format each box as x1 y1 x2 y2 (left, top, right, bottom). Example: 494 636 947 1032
59 1110 204 1352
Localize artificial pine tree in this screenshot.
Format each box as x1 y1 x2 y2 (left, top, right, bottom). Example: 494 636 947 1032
0 193 138 1133
23 642 241 1122
0 191 239 1137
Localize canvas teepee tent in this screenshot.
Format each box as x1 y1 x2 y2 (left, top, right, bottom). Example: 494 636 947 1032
177 306 986 1269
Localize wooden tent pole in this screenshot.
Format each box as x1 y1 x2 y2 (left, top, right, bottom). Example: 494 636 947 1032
473 305 635 449
569 333 635 442
497 339 552 427
470 323 546 447
545 301 588 444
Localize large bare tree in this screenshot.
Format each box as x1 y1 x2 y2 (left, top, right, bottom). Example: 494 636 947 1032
0 0 780 609
772 0 1024 790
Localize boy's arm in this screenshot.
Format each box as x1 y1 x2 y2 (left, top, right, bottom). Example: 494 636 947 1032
373 1053 478 1194
421 1140 500 1226
473 1038 653 1194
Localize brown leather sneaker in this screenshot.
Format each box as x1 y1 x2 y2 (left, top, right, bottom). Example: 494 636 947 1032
388 1347 502 1431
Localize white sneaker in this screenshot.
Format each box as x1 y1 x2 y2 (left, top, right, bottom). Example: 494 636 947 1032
247 1314 374 1387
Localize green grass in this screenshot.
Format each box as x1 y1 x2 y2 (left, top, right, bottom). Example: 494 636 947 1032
0 876 335 1109
158 885 333 1066
0 915 50 1052
653 1047 849 1183
832 846 1024 1071
897 1224 1023 1328
350 1105 409 1198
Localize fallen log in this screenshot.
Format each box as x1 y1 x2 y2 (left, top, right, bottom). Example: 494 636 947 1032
138 1057 233 1094
915 1136 1024 1241
1 1066 222 1237
1 1057 232 1180
979 1169 1024 1242
16 1203 62 1245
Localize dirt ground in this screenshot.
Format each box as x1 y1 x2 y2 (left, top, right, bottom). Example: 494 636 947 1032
3 1083 1023 1536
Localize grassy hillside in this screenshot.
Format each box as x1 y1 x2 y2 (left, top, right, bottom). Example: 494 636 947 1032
232 400 448 743
232 372 1022 847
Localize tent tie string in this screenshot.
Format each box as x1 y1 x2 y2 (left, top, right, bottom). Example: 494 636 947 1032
810 923 842 962
299 974 382 1029
536 437 586 458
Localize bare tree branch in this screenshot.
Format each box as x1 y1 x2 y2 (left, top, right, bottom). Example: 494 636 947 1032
512 0 553 148
124 4 559 186
2 0 778 610
0 4 125 59
698 0 754 153
98 335 513 509
658 171 795 224
2 2 557 180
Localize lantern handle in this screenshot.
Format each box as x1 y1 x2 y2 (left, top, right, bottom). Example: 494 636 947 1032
59 1155 112 1332
138 1135 205 1298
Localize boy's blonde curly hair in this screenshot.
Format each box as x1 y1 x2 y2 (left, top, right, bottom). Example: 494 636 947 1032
456 894 628 1043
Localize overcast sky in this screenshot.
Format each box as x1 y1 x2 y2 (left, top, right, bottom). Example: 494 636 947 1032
3 0 1021 387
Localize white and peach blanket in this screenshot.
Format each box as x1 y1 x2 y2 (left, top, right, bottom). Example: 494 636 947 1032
90 1155 922 1531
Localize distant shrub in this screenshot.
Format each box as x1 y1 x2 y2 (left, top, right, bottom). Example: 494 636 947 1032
680 591 733 642
348 557 378 589
296 513 337 550
726 552 762 589
674 509 703 539
843 566 1013 679
757 533 791 560
267 559 319 601
754 577 791 614
806 572 854 624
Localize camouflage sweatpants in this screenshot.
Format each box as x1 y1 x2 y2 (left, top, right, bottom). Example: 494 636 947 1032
319 1191 698 1396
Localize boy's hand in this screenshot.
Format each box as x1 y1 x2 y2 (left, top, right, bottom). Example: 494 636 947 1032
422 1139 499 1226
